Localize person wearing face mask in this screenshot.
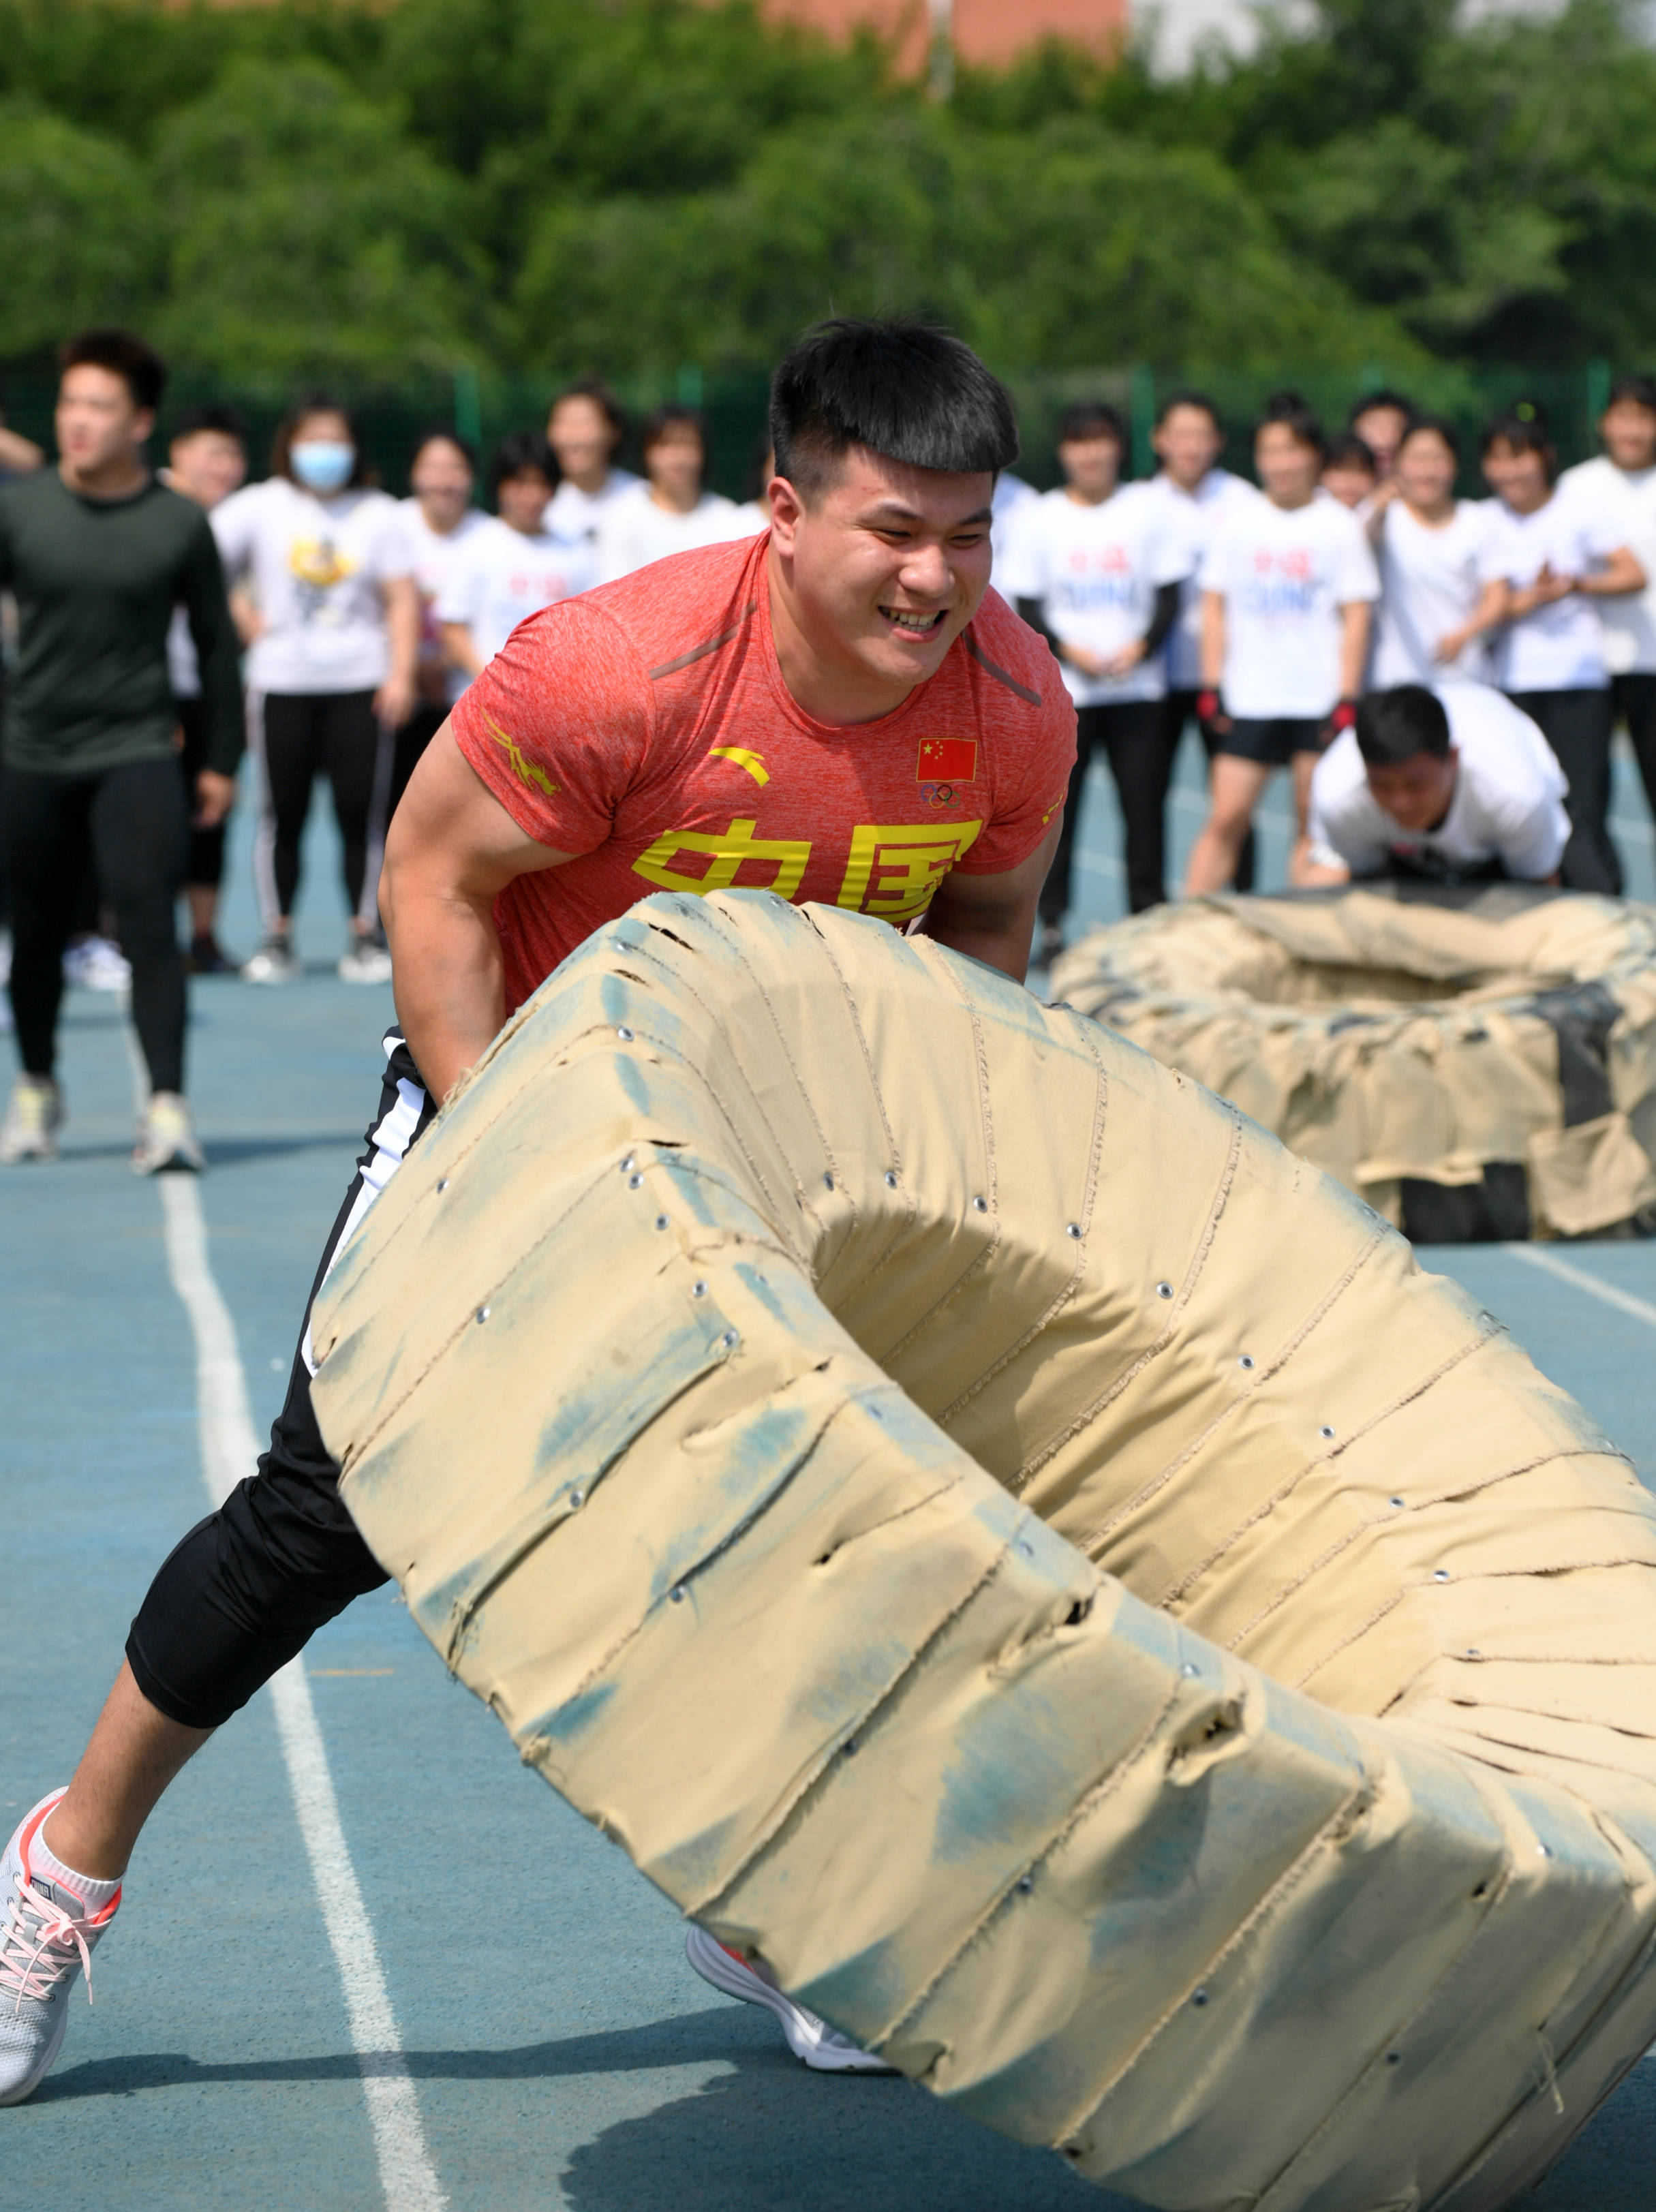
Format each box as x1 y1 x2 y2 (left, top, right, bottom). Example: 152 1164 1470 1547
1368 417 1507 690
211 397 419 984
1479 403 1645 893
595 405 754 582
392 429 490 820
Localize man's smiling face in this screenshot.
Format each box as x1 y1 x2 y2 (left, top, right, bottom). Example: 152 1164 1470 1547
773 445 996 702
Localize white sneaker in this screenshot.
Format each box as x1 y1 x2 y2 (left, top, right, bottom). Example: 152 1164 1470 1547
337 938 393 985
241 937 300 985
132 1091 204 1176
63 936 132 993
0 1076 63 1163
684 1926 897 2074
1 1792 120 2107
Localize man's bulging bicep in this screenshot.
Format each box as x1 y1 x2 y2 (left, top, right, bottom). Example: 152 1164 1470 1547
383 722 576 912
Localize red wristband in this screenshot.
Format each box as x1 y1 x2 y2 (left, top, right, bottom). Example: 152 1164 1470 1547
1196 689 1221 722
1328 698 1358 733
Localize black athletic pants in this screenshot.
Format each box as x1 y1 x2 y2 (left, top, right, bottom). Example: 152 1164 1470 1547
259 690 385 921
3 756 189 1094
1160 689 1255 893
127 1036 435 1728
389 701 448 823
1041 699 1178 924
176 694 230 892
1506 688 1620 894
1613 673 1656 829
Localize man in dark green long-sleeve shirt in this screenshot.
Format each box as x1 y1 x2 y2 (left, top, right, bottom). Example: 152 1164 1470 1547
0 328 243 1172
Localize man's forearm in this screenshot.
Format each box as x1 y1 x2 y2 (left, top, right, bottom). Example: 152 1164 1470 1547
384 887 508 1105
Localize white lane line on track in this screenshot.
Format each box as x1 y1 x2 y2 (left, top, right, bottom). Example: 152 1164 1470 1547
157 1175 447 2212
1503 1241 1656 1331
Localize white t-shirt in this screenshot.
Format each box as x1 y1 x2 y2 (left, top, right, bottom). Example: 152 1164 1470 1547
1141 468 1261 690
1307 684 1568 882
1370 500 1497 689
1559 454 1656 674
998 482 1193 706
594 482 756 583
167 605 202 701
399 499 494 705
435 516 598 674
544 467 640 547
212 478 412 696
1482 477 1635 692
990 472 1039 569
1201 494 1379 718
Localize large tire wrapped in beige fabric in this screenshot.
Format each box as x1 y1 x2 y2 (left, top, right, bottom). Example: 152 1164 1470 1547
1050 883 1656 1240
310 889 1656 2211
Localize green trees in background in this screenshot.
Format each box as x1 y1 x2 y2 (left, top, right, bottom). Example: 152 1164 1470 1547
2 0 1655 381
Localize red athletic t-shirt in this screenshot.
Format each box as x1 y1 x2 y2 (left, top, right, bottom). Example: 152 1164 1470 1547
450 531 1076 1011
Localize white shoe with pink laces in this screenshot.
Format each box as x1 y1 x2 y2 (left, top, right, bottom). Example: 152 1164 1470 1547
1 1792 120 2106
684 1926 896 2073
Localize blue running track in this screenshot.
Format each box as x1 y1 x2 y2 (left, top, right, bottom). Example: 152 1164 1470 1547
3 750 1654 2209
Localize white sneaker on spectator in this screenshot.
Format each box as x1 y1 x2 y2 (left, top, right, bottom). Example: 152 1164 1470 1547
132 1092 204 1176
242 937 301 985
0 1076 63 1163
63 936 131 992
337 936 393 985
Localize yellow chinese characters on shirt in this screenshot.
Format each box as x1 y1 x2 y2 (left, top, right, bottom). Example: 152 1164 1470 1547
631 816 983 919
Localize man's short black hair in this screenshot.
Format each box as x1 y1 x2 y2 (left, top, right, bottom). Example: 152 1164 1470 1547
1154 388 1222 433
1355 685 1452 767
770 318 1018 501
1057 401 1127 450
170 404 247 448
489 430 555 500
1349 388 1415 428
1257 390 1325 460
59 328 166 414
1606 374 1656 416
1324 431 1377 476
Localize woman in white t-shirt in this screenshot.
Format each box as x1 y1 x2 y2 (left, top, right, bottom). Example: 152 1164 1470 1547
1186 397 1378 893
595 406 755 583
543 378 639 547
393 428 492 818
1000 401 1191 941
1368 416 1506 688
438 433 596 679
212 397 418 985
1480 403 1645 893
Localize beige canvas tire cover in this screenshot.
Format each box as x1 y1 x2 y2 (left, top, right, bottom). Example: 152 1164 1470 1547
310 890 1656 2212
1050 882 1656 1239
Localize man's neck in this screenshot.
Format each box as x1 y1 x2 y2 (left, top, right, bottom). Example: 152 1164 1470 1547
567 465 610 497
765 538 919 728
60 454 149 502
649 483 699 517
1065 483 1115 509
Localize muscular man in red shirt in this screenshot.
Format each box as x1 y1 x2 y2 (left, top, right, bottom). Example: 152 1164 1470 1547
4 320 1075 2103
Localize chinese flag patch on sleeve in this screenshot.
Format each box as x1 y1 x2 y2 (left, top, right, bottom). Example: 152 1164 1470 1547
917 737 978 783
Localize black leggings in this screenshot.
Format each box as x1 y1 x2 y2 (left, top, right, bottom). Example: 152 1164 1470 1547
127 1038 435 1729
257 690 387 923
1614 673 1656 831
389 701 448 823
3 756 189 1094
1041 699 1178 924
1507 687 1620 894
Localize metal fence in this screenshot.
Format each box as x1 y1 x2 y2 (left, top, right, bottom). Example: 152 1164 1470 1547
0 361 1621 502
